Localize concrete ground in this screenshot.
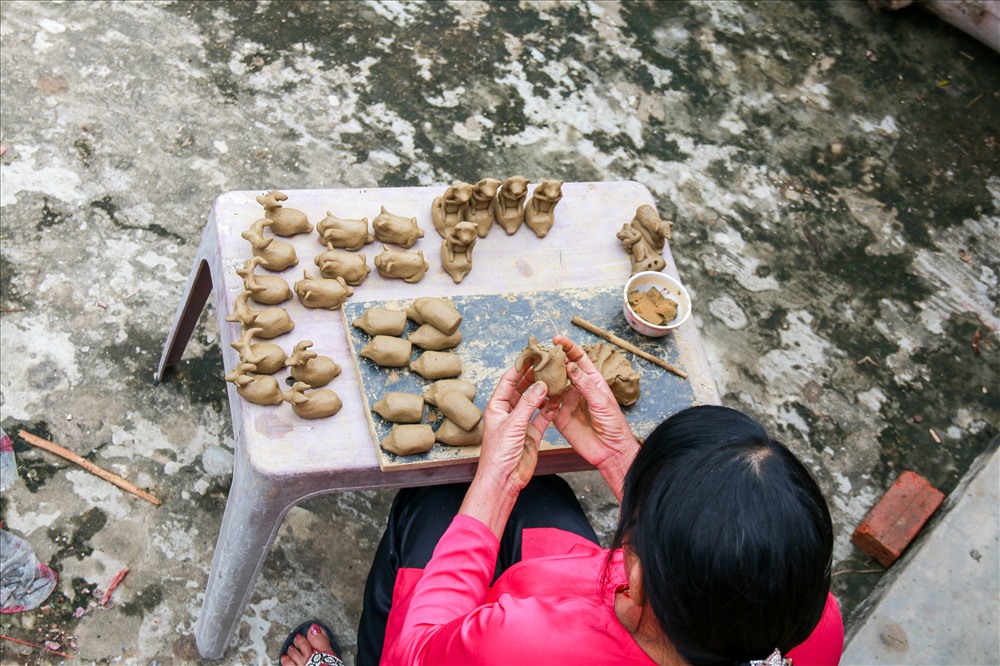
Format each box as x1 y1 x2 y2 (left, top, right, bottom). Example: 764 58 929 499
1 1 997 664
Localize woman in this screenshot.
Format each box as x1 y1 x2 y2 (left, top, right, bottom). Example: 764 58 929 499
280 334 843 666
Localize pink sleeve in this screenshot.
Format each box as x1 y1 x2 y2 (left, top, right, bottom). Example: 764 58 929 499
787 593 844 666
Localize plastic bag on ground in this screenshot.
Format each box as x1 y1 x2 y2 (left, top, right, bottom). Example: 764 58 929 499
0 429 17 492
0 528 57 613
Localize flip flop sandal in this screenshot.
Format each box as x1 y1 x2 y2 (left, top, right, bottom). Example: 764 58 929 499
278 620 343 666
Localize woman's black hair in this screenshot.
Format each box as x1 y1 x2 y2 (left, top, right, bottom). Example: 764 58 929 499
612 405 833 665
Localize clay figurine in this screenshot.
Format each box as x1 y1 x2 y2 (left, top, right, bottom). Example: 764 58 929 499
225 291 295 339
241 218 299 271
230 327 287 375
437 391 482 432
360 335 413 367
237 257 292 305
408 323 462 351
405 297 462 335
435 418 484 447
463 178 501 237
352 308 408 337
373 207 424 248
410 351 462 380
373 247 429 283
524 179 563 238
293 271 354 309
515 335 570 398
256 190 313 236
441 220 477 283
284 381 343 419
285 340 342 388
315 244 370 285
317 211 373 251
372 392 425 423
224 362 284 406
617 204 673 274
582 342 640 407
495 176 529 235
431 182 474 237
422 379 476 407
380 424 435 456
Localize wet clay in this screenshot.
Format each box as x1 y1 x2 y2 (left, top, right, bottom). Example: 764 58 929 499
441 221 477 283
582 342 641 407
381 424 435 456
284 381 343 419
515 335 570 398
294 272 354 309
226 291 295 339
238 257 293 305
224 362 284 406
317 211 373 251
256 190 314 236
422 379 477 407
230 327 287 375
437 391 482 432
374 247 429 283
435 418 484 447
432 182 474 237
408 323 462 351
372 392 425 423
242 219 299 271
360 335 413 367
353 308 407 337
406 297 462 335
464 178 501 237
410 351 462 380
495 176 529 235
627 287 678 326
285 340 342 388
315 245 370 285
373 207 424 248
616 204 672 274
524 179 563 238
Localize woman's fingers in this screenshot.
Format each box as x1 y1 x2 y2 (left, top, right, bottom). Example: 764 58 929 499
488 364 531 413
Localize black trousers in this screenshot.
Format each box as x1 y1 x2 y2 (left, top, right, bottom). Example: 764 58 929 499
355 475 599 666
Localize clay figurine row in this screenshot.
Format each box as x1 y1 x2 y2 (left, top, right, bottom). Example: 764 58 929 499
432 177 564 239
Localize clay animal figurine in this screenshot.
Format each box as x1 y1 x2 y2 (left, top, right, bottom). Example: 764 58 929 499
422 379 476 407
256 190 313 236
293 271 354 309
524 179 563 238
463 178 501 237
582 342 640 407
406 297 462 335
435 418 484 447
314 244 370 285
372 392 425 424
431 182 474 238
441 220 478 284
495 176 530 235
283 381 343 419
373 247 429 283
237 257 293 305
285 340 342 388
410 351 462 380
616 204 673 274
224 362 284 406
408 323 461 351
352 308 407 337
230 327 287 375
360 335 412 367
381 424 435 456
515 335 570 398
241 219 299 271
317 211 373 251
373 207 424 248
225 291 295 339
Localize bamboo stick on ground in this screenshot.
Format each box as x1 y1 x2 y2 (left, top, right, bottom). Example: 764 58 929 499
571 315 688 379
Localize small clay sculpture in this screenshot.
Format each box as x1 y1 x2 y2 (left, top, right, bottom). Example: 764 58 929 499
422 379 477 406
437 391 482 432
524 179 563 238
230 327 287 375
435 418 484 447
256 190 314 236
285 340 342 388
237 257 293 305
380 424 435 456
317 211 373 251
582 342 641 407
373 207 424 248
431 182 474 237
224 362 284 406
373 247 429 283
315 244 370 285
294 271 354 309
408 323 462 351
241 219 299 271
464 178 501 237
372 392 425 423
410 351 462 380
495 176 530 235
226 291 295 339
617 204 672 274
441 221 477 283
360 335 413 367
284 381 343 419
405 297 462 335
352 308 407 337
515 336 570 398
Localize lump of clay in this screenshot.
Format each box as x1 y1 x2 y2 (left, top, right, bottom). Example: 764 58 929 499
373 247 429 283
431 182 474 237
495 176 529 235
352 308 407 337
315 245 370 285
237 257 292 305
435 418 484 447
226 291 294 339
230 327 287 375
317 211 373 251
381 424 435 456
408 323 461 351
464 178 501 237
616 204 672 274
294 271 354 309
524 179 563 238
372 392 425 423
360 335 413 367
256 190 314 236
410 351 462 380
627 287 678 326
515 335 570 398
284 381 343 419
373 207 424 248
241 219 299 271
437 391 482 432
441 220 477 283
224 362 284 406
406 297 462 335
285 340 342 388
582 342 641 407
422 379 477 407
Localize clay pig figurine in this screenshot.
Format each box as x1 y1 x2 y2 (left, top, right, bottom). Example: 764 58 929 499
315 244 370 286
256 190 313 236
317 211 373 251
373 206 424 248
374 247 429 283
294 271 354 309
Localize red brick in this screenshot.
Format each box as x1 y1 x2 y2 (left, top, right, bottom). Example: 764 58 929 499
851 470 945 567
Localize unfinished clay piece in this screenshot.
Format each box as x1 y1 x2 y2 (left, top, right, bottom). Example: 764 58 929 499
437 391 482 432
431 182 474 237
435 419 484 447
405 297 462 335
285 340 342 388
352 308 408 337
464 178 501 237
257 190 314 236
410 351 462 380
524 179 563 238
230 327 287 375
616 204 672 274
315 245 370 285
294 272 354 309
284 382 342 419
224 362 284 406
372 392 425 423
515 336 570 398
495 176 530 235
381 424 435 456
237 257 293 305
582 342 641 407
628 287 678 326
241 219 299 271
422 379 477 407
373 207 424 248
373 247 429 283
360 335 413 367
317 211 373 251
226 291 295 339
441 221 477 283
408 323 462 351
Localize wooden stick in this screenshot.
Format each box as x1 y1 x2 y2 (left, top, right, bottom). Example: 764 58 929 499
571 316 688 379
18 430 162 506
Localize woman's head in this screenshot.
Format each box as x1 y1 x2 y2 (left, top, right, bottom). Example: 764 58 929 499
613 405 833 665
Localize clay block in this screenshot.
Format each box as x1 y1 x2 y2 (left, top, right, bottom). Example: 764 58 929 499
851 470 945 567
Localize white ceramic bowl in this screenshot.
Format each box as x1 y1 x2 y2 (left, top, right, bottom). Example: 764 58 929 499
622 271 692 337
